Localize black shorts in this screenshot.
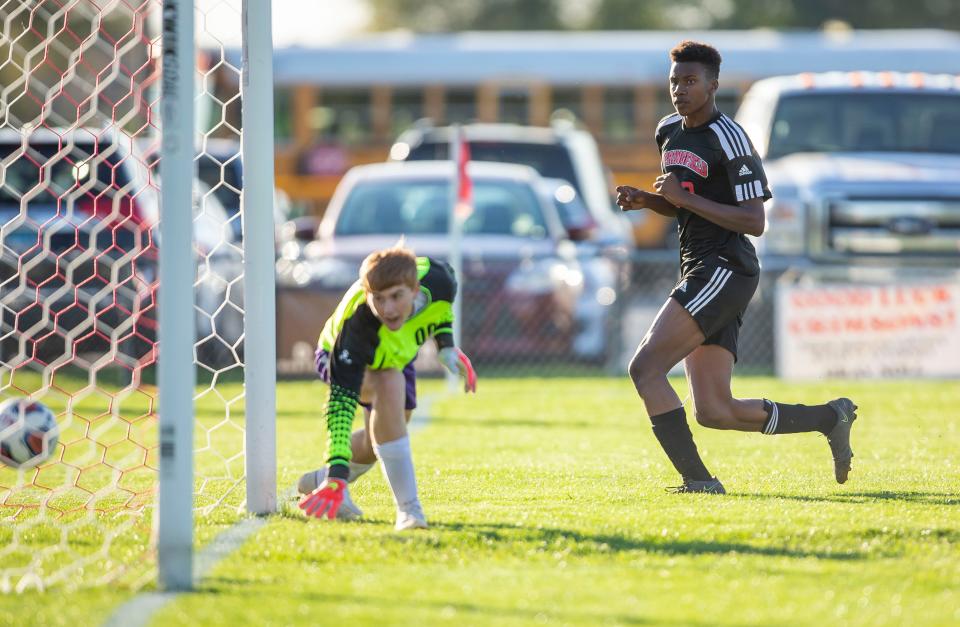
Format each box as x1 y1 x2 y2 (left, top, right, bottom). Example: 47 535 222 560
669 262 759 361
314 348 418 410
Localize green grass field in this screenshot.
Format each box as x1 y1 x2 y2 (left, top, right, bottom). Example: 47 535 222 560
2 376 959 626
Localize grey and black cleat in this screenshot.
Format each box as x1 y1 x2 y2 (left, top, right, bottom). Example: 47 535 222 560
826 398 858 484
666 477 726 494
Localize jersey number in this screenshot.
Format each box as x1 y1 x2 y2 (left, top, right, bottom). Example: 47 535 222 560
414 323 437 345
681 181 695 194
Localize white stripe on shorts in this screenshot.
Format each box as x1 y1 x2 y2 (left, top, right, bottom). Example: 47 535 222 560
688 268 733 316
685 268 730 315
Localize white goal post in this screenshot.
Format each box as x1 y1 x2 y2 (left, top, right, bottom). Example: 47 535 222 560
240 0 278 518
159 0 280 590
157 0 196 591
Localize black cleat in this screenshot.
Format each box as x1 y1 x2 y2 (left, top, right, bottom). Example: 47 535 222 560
666 477 726 494
826 398 858 484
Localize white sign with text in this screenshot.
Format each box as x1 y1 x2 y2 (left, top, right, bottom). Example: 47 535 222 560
775 281 960 379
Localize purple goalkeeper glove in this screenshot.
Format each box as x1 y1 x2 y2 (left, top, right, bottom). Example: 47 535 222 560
298 478 347 520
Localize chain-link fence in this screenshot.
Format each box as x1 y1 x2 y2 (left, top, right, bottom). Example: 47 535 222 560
276 247 780 379
277 245 960 381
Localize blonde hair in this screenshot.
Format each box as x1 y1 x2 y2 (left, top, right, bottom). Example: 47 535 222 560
360 243 418 292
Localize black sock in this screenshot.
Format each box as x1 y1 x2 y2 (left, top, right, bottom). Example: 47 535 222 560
650 407 713 482
761 399 838 435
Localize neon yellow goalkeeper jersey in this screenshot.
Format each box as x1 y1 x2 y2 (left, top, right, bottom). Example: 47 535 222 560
317 256 458 477
318 256 456 375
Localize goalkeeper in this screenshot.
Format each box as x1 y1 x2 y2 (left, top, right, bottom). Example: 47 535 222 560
297 245 476 530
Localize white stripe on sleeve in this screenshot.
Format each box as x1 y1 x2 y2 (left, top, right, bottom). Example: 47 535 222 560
721 115 751 157
709 123 737 160
763 402 779 434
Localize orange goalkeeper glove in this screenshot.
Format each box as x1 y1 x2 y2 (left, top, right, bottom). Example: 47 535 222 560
298 477 347 520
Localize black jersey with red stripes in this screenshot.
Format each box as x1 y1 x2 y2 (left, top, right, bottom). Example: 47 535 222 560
655 110 771 276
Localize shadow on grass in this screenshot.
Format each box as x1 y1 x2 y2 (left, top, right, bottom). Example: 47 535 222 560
275 501 869 561
193 583 723 627
276 496 866 560
425 521 865 561
735 490 960 506
427 415 596 429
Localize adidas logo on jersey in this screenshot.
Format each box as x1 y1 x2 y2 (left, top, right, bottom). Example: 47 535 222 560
738 164 752 177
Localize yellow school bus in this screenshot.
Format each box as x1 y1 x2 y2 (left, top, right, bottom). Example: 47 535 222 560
215 29 960 247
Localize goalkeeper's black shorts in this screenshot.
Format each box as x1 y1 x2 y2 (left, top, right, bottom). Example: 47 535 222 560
314 347 418 410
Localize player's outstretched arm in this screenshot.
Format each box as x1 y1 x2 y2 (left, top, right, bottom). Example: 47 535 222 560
616 185 679 218
300 349 364 520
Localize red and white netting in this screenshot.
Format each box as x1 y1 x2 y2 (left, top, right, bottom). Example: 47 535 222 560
0 0 248 592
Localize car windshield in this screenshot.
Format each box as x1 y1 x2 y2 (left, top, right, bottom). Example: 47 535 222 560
407 140 580 194
336 178 549 238
767 92 960 158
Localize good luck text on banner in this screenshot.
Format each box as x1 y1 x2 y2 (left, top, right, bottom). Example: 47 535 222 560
775 281 960 379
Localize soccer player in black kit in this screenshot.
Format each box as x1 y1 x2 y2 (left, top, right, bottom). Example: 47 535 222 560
617 41 859 493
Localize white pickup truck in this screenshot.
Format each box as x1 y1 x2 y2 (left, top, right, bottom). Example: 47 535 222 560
735 71 960 269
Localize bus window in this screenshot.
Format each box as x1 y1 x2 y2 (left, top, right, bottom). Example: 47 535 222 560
551 87 584 123
274 86 293 142
392 88 424 137
319 89 372 145
603 87 635 142
499 88 529 125
446 88 477 124
654 88 676 122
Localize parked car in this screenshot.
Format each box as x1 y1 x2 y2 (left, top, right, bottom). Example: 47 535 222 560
536 177 629 360
735 71 960 269
276 161 621 363
0 127 243 368
388 121 636 247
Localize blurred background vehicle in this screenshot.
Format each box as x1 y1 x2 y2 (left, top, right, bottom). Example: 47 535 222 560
0 128 244 369
536 177 629 359
736 71 960 269
276 160 624 367
387 121 633 246
195 137 294 242
0 127 157 367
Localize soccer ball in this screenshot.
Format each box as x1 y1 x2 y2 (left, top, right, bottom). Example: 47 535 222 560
0 398 59 469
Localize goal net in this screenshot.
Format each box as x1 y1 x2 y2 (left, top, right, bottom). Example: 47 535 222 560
0 0 261 592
